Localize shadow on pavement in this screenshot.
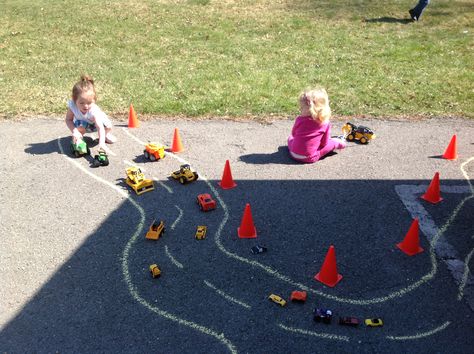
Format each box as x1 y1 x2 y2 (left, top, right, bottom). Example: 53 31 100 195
1 178 473 353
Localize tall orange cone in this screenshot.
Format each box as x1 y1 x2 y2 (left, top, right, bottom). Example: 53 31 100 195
314 245 342 287
442 135 457 160
219 160 237 189
421 172 443 204
396 218 424 256
171 128 184 153
128 104 139 128
238 203 257 238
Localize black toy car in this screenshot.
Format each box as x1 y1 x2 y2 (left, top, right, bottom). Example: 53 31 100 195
92 149 109 167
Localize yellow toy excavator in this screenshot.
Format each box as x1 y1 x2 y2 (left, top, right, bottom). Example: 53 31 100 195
125 166 154 195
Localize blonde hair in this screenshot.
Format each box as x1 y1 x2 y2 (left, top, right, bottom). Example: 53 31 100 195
299 88 331 123
72 74 96 102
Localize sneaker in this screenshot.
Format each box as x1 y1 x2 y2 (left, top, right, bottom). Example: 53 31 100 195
409 9 418 21
105 133 117 144
333 137 347 150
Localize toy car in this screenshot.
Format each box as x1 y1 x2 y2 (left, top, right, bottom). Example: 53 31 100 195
339 317 360 327
342 122 375 144
290 290 307 303
251 245 267 254
365 318 383 327
269 294 286 307
313 308 333 324
195 225 207 240
144 143 165 161
149 264 161 278
91 149 109 167
70 140 90 157
170 164 199 185
125 166 155 195
197 193 216 211
145 220 165 240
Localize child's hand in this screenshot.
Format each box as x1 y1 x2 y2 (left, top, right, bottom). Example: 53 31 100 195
98 144 112 155
72 129 83 143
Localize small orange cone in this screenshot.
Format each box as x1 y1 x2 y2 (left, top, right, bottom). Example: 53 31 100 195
238 203 257 238
396 218 424 256
128 104 139 128
219 160 237 189
421 172 443 204
171 128 184 153
442 135 457 160
314 245 343 287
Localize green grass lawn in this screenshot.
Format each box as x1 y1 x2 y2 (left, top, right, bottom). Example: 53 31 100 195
1 0 473 119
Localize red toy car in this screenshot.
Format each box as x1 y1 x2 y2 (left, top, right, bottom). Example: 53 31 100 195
197 193 216 211
290 290 307 303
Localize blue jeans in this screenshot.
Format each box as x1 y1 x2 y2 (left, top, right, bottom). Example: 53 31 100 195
411 0 430 18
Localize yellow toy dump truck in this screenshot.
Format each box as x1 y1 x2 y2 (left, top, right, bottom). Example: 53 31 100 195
125 166 154 195
149 264 161 278
144 143 165 161
145 220 165 240
341 122 375 144
170 164 199 185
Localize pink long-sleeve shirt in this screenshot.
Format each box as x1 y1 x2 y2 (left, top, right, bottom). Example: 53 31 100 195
287 115 339 163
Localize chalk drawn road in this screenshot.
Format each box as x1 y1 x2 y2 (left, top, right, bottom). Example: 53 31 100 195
1 118 473 353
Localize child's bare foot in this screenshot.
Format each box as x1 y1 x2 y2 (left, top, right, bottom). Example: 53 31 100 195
105 133 117 144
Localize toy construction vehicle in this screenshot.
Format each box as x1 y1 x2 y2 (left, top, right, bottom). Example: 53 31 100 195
145 219 165 240
125 166 155 195
91 149 109 167
170 164 199 185
342 122 375 144
70 140 90 157
195 225 207 240
144 143 165 161
149 264 161 278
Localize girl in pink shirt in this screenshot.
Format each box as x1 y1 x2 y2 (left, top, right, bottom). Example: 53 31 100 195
287 88 346 163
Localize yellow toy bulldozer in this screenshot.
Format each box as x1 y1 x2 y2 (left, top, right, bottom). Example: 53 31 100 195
125 166 154 195
170 164 199 185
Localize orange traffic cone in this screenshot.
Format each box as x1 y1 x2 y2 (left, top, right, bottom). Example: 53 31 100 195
171 128 184 153
219 160 237 189
396 218 424 256
314 245 343 287
421 172 443 204
442 135 457 160
238 203 257 238
128 104 139 128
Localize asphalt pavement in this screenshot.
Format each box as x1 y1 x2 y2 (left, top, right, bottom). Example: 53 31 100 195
1 117 473 353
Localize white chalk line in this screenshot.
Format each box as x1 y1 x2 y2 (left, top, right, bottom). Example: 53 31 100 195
386 321 451 340
58 137 237 354
123 129 472 344
123 129 468 307
165 245 184 269
171 205 183 230
153 177 173 194
277 323 350 342
203 280 251 310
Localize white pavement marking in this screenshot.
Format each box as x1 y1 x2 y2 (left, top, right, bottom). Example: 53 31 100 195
458 246 474 301
123 159 142 169
395 184 474 310
203 280 251 310
165 245 184 269
386 321 451 340
58 137 237 354
277 323 350 342
123 127 147 145
153 177 173 194
171 205 183 230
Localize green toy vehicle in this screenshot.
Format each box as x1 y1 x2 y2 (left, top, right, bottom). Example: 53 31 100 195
70 140 90 157
92 149 109 167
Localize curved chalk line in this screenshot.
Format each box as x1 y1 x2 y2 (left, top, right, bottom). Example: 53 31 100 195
171 205 183 231
203 280 252 310
58 137 238 354
165 245 184 269
277 323 350 342
386 321 451 340
124 129 472 306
